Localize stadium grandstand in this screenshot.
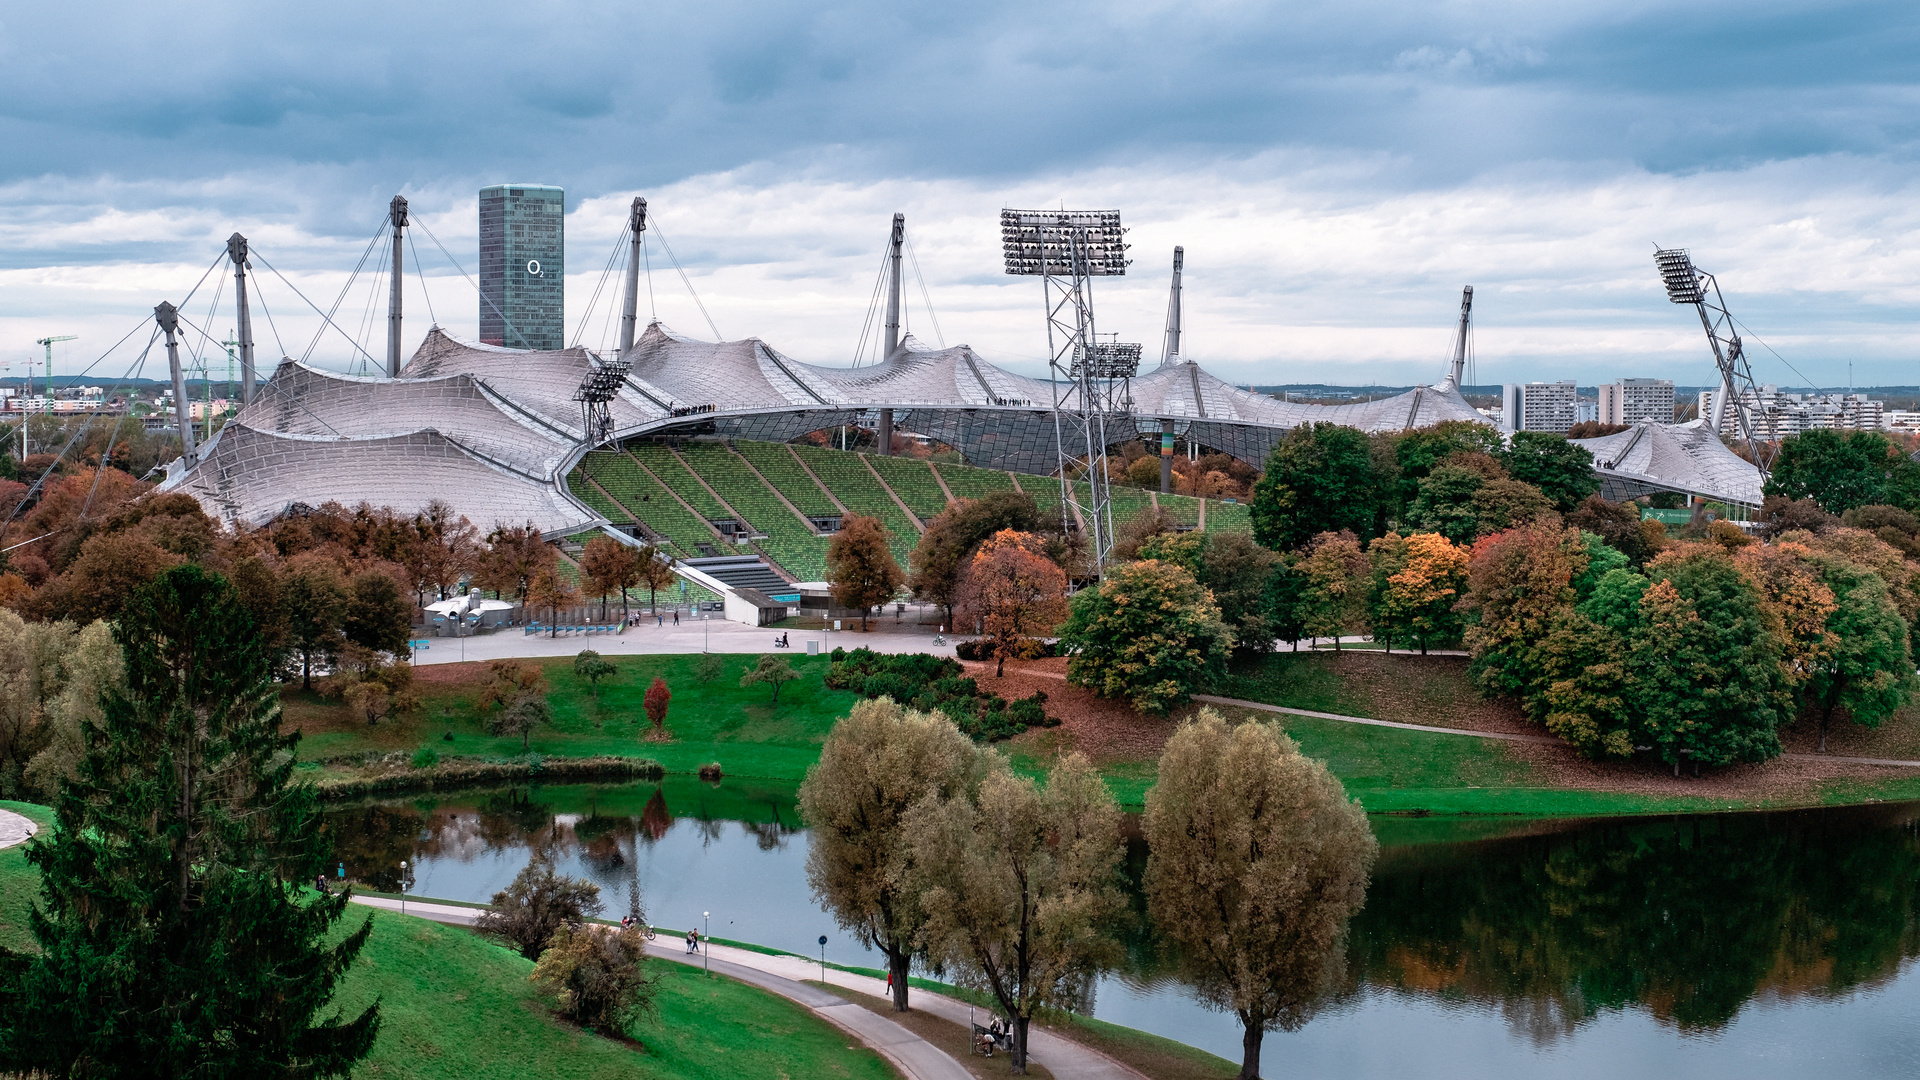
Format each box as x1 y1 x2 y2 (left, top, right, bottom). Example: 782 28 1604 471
159 199 1762 618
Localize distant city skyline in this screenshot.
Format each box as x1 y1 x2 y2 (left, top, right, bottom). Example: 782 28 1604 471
4 2 1920 387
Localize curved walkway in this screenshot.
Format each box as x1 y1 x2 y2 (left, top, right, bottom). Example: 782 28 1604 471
0 809 38 850
351 894 1142 1079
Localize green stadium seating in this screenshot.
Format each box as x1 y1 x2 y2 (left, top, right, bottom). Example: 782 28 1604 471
737 441 841 517
1158 492 1202 527
574 450 716 559
631 444 732 521
934 461 1017 502
792 444 920 570
1206 500 1253 534
867 455 950 519
680 442 830 582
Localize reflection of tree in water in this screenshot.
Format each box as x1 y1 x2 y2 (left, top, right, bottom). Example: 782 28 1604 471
322 804 427 892
477 787 557 852
743 797 799 851
1346 806 1920 1040
639 788 674 843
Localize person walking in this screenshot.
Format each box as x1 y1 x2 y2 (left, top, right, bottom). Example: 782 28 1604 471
673 610 680 626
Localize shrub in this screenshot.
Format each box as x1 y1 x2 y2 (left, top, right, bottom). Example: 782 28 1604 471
474 856 603 960
532 925 658 1032
698 762 724 781
828 648 1055 741
410 745 439 769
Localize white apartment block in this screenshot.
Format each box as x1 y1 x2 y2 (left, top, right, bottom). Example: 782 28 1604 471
1699 386 1888 438
1501 380 1578 433
1598 378 1675 425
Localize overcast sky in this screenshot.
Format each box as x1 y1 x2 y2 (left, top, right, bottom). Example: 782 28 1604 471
4 0 1920 388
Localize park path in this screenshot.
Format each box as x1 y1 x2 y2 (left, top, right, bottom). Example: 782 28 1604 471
0 810 37 850
350 895 1142 1079
411 616 954 666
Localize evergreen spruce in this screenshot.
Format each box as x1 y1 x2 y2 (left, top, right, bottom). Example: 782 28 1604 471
0 564 378 1078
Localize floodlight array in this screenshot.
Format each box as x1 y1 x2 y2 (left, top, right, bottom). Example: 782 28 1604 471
573 358 632 404
1071 342 1142 379
1001 209 1129 277
1655 248 1705 305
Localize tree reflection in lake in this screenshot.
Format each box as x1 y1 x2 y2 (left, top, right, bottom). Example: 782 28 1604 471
1346 804 1920 1040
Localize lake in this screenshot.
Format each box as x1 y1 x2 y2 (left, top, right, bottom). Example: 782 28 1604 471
322 780 1920 1078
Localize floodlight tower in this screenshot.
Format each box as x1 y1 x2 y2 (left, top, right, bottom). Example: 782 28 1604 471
1001 209 1131 575
1654 248 1768 474
574 356 632 445
386 195 409 377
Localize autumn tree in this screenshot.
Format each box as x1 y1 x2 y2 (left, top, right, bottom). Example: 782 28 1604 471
1805 561 1914 752
489 696 551 751
635 543 677 615
474 855 603 960
642 675 671 733
342 569 413 662
1 564 378 1076
580 536 638 622
22 619 124 799
475 522 557 618
909 491 1046 626
480 660 548 751
1367 532 1469 653
1058 559 1233 714
1566 495 1666 566
1297 531 1370 651
829 513 905 630
575 649 618 699
408 500 480 605
741 653 800 704
954 529 1069 676
1250 423 1381 551
798 698 978 1011
532 924 659 1031
525 564 579 636
1144 710 1377 1080
903 752 1128 1073
1462 523 1590 699
281 561 348 691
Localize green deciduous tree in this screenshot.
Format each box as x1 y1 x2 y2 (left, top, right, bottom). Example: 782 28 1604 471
342 569 413 661
1298 531 1370 651
1407 465 1486 544
1250 423 1381 551
1630 551 1794 772
575 649 618 699
1143 710 1377 1080
1058 559 1233 713
1500 430 1600 512
22 618 124 799
798 698 979 1011
910 491 1047 627
830 512 906 631
1805 562 1914 752
0 564 378 1077
903 752 1128 1074
741 653 800 704
282 560 348 691
1367 532 1469 654
1766 428 1920 515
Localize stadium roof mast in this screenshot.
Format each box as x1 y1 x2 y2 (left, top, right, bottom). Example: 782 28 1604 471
153 302 196 468
1654 248 1768 476
1160 246 1183 366
1448 286 1473 390
617 197 647 353
226 233 257 404
1002 208 1131 576
877 213 905 456
386 195 408 377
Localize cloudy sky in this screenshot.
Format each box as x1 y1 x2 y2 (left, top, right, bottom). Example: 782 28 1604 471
4 0 1919 388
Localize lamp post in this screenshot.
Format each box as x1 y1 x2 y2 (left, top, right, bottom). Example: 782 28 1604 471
399 861 408 916
702 613 709 653
703 911 711 974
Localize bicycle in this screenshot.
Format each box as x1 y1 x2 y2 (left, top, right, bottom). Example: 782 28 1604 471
931 634 947 646
643 925 657 941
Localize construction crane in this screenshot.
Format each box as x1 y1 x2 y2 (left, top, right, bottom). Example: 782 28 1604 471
33 335 76 414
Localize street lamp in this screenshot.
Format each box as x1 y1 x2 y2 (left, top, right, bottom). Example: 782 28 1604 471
399 861 408 916
702 614 709 653
703 911 711 974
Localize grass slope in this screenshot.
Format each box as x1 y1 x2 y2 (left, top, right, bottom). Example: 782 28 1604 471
0 800 54 953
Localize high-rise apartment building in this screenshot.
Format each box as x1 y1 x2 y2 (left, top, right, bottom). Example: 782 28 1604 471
1501 380 1578 433
1597 378 1674 425
1700 386 1888 439
479 184 565 350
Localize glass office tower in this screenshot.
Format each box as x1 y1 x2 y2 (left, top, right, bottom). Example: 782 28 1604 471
478 184 565 349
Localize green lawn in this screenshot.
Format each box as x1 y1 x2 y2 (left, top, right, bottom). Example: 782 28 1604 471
296 653 862 785
0 800 901 1080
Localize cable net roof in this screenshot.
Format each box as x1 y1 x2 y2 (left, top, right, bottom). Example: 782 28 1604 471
1570 420 1764 507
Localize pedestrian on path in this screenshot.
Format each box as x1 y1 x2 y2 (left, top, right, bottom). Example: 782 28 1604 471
686 928 700 954
673 610 680 625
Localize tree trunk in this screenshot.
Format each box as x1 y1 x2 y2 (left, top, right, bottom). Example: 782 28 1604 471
888 949 910 1011
1239 1020 1264 1080
997 648 1006 677
1011 1014 1031 1074
302 650 312 691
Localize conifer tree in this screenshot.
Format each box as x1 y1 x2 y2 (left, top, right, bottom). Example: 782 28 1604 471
0 564 378 1078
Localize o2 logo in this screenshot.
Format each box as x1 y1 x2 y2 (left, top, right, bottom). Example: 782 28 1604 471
526 260 543 276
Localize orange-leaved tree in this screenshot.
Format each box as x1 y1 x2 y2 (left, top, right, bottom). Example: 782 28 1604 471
1298 531 1369 651
1367 532 1469 654
955 530 1069 676
828 513 904 631
580 536 639 622
644 676 671 734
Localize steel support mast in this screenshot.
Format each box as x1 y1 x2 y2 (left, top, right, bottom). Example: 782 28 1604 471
155 302 196 468
1160 247 1185 493
386 195 408 377
1002 209 1131 576
1448 286 1473 390
617 197 647 354
227 233 257 404
1654 248 1768 475
878 212 905 455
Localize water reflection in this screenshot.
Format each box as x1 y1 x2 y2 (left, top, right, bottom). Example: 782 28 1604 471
322 785 1920 1078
